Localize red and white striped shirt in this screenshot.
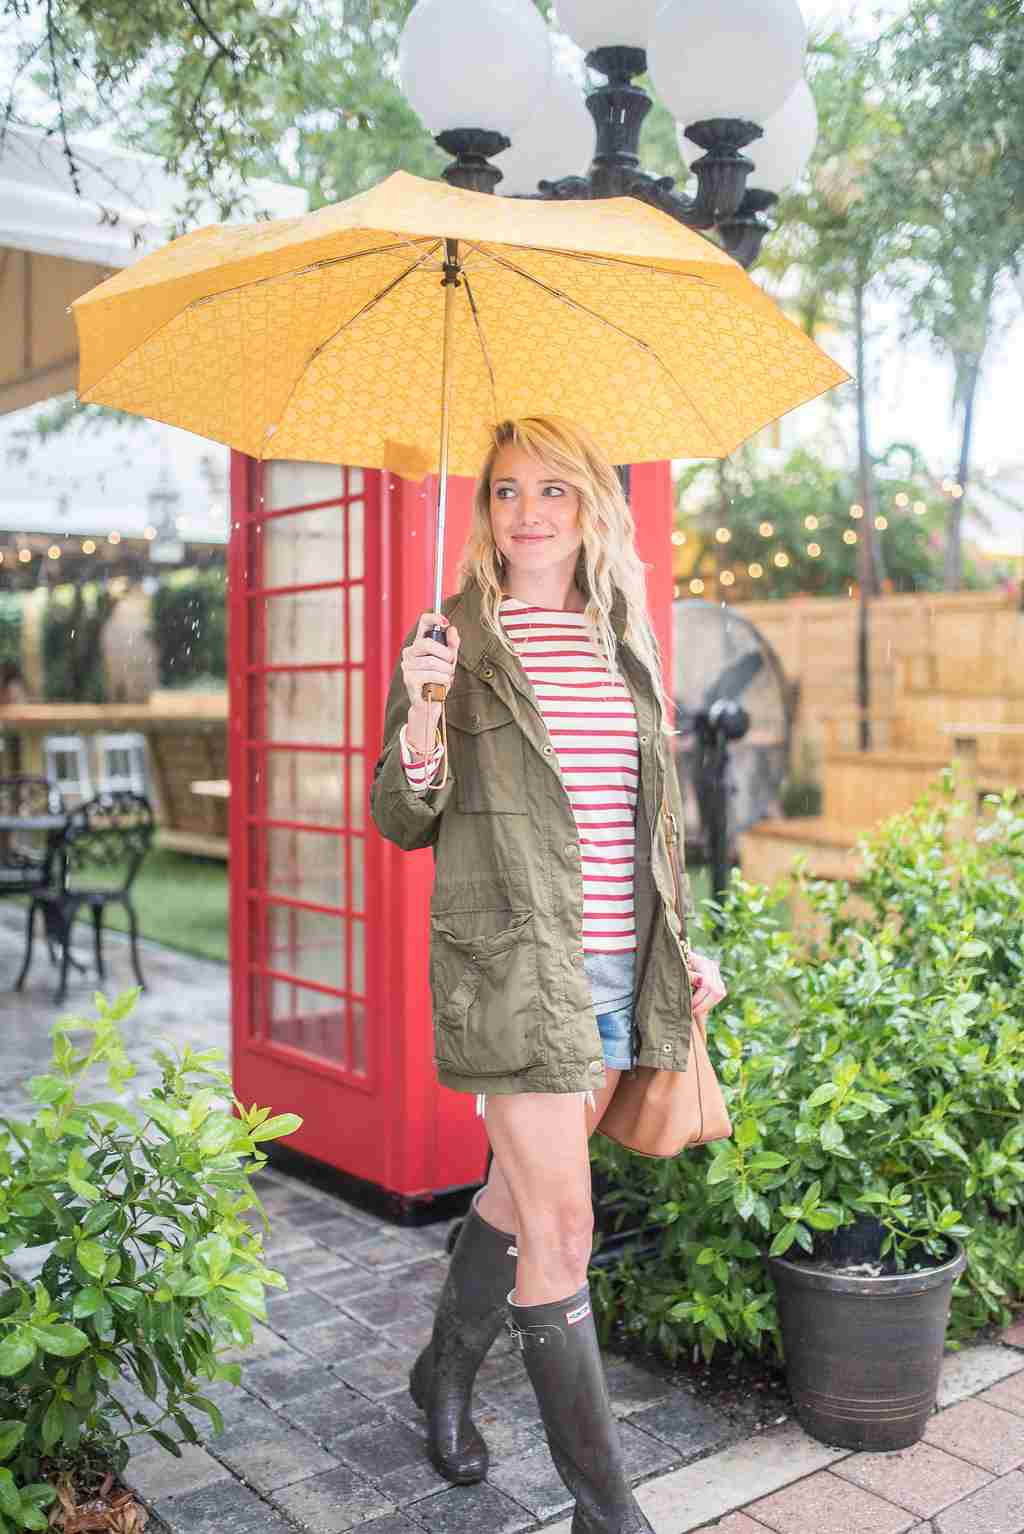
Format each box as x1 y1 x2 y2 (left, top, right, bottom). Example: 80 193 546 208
400 596 638 954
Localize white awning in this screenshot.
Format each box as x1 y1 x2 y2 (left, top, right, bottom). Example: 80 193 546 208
0 126 307 414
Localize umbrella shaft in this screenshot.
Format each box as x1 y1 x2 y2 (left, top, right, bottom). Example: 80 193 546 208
433 237 460 616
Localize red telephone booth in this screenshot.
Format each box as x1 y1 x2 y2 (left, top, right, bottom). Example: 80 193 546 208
228 453 675 1217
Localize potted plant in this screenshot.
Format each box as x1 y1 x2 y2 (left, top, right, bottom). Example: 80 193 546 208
0 988 301 1532
588 780 1024 1441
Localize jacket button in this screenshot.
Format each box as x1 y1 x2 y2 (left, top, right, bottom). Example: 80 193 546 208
662 1042 673 1054
470 713 480 725
543 745 553 755
639 734 649 744
589 1060 604 1074
564 842 578 856
482 666 494 678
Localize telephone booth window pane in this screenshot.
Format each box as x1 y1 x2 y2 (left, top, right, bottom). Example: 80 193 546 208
263 506 346 588
266 978 351 1064
349 670 364 749
351 837 365 912
254 751 345 827
266 902 347 992
352 918 366 994
263 590 344 666
347 499 365 581
260 672 345 746
350 1001 367 1075
251 827 343 910
265 461 343 512
348 585 364 664
349 754 365 830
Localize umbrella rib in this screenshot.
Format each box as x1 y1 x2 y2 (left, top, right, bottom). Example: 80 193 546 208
464 242 729 456
461 271 499 425
189 237 441 308
261 241 444 454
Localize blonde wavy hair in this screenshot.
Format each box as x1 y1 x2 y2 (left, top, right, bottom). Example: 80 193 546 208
453 416 678 739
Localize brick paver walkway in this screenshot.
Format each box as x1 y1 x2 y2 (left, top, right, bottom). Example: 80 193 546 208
2 912 1022 1533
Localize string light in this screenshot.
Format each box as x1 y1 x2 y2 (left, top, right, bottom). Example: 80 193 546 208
941 477 954 492
875 515 888 531
82 539 96 554
950 484 964 499
715 526 732 543
673 582 681 596
807 542 821 557
108 531 122 545
773 551 790 568
849 504 864 519
18 550 31 563
47 546 61 560
758 521 774 537
143 526 158 541
670 530 686 546
689 577 705 595
843 529 858 545
804 515 819 530
913 501 927 515
749 562 764 578
720 570 735 586
894 493 909 508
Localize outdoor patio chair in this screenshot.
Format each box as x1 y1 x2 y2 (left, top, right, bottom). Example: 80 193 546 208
15 790 154 1004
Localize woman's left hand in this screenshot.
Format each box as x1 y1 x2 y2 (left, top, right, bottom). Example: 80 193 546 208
687 951 727 1024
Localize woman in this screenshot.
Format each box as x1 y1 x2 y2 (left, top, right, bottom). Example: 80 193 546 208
370 417 726 1533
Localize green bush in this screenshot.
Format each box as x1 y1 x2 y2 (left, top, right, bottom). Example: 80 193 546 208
0 990 301 1528
0 596 22 674
590 774 1024 1364
150 571 226 689
42 586 115 704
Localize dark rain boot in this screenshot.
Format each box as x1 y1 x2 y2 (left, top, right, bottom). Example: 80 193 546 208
408 1188 518 1483
506 1281 654 1534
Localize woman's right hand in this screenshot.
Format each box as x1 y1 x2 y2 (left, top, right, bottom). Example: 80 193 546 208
402 611 460 713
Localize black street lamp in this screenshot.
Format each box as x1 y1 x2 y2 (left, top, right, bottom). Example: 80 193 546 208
399 0 817 270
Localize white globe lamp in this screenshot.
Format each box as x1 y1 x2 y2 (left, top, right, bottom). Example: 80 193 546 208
650 0 807 130
399 0 553 137
554 0 661 53
498 67 595 196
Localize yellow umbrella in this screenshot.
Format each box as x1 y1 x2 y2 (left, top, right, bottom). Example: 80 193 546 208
72 169 848 698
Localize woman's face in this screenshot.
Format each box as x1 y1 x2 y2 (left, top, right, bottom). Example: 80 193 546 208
488 442 583 579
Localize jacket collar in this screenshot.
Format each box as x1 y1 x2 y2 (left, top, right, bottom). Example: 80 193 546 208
451 580 629 676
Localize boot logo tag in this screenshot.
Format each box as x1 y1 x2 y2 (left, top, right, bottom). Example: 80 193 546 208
565 1300 591 1325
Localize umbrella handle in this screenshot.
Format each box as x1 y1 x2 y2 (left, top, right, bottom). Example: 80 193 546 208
421 623 450 704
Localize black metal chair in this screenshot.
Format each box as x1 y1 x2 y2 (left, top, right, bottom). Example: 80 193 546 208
15 791 154 1003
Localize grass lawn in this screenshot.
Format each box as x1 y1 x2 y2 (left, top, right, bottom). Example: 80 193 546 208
91 846 229 963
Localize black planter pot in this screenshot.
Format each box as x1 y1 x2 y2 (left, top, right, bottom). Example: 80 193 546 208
768 1219 967 1452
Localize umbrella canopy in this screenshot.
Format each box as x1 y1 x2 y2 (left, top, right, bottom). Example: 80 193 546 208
72 170 848 479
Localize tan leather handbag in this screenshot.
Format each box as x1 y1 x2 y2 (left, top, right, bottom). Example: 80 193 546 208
595 795 732 1159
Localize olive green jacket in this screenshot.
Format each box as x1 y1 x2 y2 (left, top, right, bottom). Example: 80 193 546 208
369 580 694 1097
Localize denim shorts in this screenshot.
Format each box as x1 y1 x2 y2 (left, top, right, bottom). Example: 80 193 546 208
584 949 636 1071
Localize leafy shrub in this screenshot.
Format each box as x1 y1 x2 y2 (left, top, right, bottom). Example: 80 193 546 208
150 571 226 689
0 596 22 674
0 989 301 1530
591 774 1024 1364
42 586 115 704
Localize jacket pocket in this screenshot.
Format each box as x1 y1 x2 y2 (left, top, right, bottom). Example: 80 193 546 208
446 689 526 815
429 907 542 1075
